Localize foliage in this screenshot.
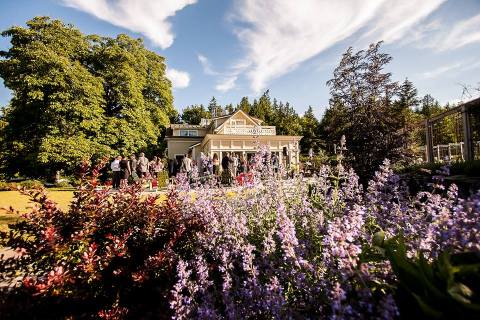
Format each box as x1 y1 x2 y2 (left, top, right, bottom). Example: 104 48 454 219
322 42 419 180
181 104 210 125
386 240 480 319
0 17 174 178
0 163 202 319
1 148 479 319
300 106 323 153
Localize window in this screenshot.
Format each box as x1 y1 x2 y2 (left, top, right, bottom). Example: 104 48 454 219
179 130 198 137
231 119 246 126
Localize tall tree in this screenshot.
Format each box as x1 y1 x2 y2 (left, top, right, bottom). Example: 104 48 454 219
208 96 222 117
181 104 210 125
224 103 235 114
323 42 411 179
0 17 174 177
237 96 251 113
300 106 322 153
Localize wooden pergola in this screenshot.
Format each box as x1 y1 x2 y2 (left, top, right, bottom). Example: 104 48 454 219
425 97 480 162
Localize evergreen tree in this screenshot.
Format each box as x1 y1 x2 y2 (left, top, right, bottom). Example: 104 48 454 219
323 42 411 180
225 103 235 114
300 106 322 153
208 96 222 117
0 17 173 177
181 104 210 125
237 96 251 113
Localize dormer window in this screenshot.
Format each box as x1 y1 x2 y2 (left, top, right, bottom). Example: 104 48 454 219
180 130 198 137
231 119 246 126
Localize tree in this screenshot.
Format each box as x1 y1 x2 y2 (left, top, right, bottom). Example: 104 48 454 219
0 17 173 178
181 104 210 125
323 42 412 180
300 106 322 153
237 97 251 113
208 96 222 117
224 103 235 114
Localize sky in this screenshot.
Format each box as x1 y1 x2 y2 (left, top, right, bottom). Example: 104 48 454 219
1 0 480 118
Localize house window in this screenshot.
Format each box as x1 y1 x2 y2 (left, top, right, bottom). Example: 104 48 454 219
232 119 246 126
179 130 198 137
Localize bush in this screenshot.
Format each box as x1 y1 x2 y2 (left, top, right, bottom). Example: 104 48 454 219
0 151 479 319
54 180 72 188
0 164 203 319
17 179 44 189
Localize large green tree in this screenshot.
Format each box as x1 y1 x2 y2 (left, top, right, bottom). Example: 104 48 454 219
0 17 174 177
322 42 412 179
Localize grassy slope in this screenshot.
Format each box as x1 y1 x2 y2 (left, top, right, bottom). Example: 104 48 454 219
0 190 74 231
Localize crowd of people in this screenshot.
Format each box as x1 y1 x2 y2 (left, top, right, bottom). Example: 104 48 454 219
170 152 280 185
110 151 282 189
110 153 164 189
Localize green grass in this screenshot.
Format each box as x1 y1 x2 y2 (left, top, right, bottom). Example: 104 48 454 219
0 190 74 231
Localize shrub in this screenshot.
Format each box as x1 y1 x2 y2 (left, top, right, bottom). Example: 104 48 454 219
0 164 203 319
17 179 44 189
0 151 479 319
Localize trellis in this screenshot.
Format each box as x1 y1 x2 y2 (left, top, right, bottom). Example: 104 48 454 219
425 97 480 163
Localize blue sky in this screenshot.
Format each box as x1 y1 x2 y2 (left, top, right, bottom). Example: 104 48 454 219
1 0 480 118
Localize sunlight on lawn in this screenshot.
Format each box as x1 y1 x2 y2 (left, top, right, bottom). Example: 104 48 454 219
0 190 168 232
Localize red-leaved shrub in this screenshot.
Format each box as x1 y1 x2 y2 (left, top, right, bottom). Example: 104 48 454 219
0 163 204 319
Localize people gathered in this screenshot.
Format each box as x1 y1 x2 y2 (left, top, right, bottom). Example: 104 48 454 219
110 151 283 189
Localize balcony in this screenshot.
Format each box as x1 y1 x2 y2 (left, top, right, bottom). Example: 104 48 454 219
223 125 276 136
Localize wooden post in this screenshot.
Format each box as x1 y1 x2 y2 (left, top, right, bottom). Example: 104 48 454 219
425 120 434 162
461 105 473 161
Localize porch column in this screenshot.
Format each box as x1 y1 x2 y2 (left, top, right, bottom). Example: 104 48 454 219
461 105 473 161
425 120 434 163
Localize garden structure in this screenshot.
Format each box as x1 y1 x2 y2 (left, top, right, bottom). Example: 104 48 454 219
424 97 480 163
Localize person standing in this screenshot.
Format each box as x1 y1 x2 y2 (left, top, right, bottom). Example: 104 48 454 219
212 153 219 176
232 154 239 177
130 154 138 181
119 156 131 188
110 156 121 189
181 153 193 176
137 152 149 178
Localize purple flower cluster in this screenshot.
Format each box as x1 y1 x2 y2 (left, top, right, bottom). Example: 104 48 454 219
168 152 479 319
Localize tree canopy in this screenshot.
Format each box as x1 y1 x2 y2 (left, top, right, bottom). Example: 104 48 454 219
0 17 174 177
322 42 413 179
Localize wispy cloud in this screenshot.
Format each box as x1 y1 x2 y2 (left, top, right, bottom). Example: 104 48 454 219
62 0 196 49
197 54 219 75
421 62 464 79
428 13 480 51
166 68 190 89
215 76 237 92
420 58 480 79
226 0 444 93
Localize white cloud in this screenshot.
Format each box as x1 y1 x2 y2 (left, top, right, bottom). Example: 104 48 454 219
197 54 219 75
228 0 444 93
62 0 196 49
166 68 190 89
421 62 463 79
428 14 480 51
215 76 237 92
420 59 480 79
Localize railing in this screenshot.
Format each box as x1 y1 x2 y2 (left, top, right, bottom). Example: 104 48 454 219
223 125 276 136
418 141 480 163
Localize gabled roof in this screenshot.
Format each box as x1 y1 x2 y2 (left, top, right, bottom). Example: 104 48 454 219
212 109 264 133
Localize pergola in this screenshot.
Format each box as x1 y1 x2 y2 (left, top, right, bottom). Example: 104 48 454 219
425 97 480 162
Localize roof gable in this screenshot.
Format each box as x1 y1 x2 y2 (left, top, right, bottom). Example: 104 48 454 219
213 110 263 132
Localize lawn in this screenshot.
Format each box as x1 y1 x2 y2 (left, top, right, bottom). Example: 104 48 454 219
0 189 74 231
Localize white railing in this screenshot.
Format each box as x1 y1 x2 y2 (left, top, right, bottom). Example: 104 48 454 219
223 125 276 136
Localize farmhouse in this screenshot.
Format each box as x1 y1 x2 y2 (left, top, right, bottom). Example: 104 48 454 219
165 110 302 169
